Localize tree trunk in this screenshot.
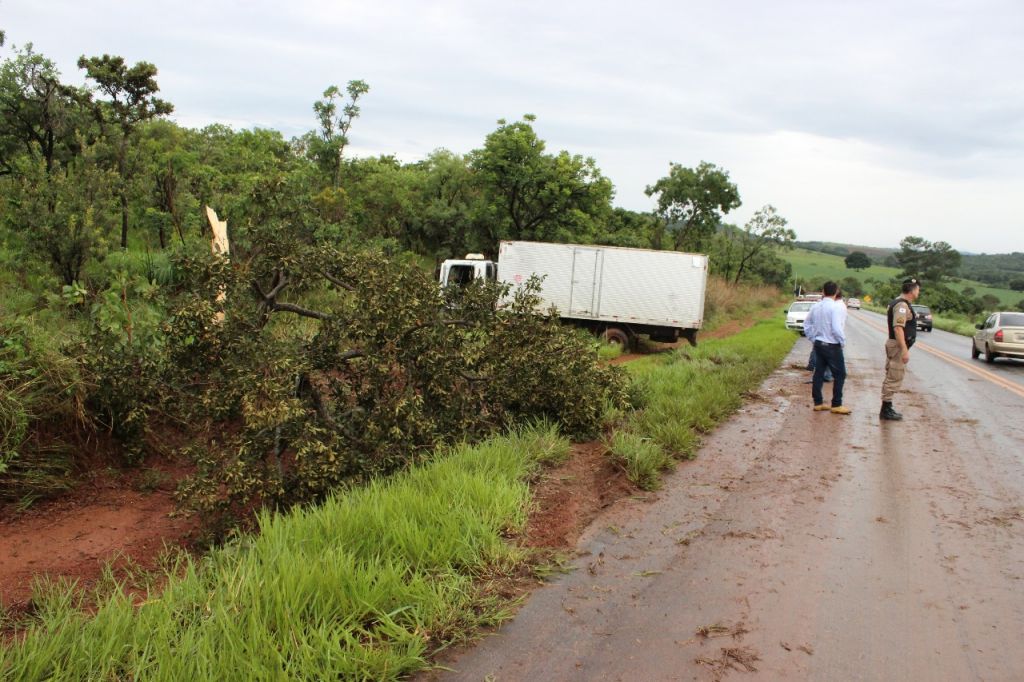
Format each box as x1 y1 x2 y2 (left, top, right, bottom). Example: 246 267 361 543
120 192 129 249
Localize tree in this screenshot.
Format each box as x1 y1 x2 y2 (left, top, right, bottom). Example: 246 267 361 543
78 54 173 248
470 116 613 251
6 145 117 285
839 276 864 297
0 44 84 177
894 236 961 283
308 80 369 186
1009 278 1024 292
730 205 795 284
645 161 740 252
844 251 871 270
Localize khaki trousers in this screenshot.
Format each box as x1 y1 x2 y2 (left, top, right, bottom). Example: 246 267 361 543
881 339 906 401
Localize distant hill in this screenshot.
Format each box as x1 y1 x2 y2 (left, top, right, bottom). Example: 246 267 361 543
959 252 1024 289
781 247 1022 306
796 242 1024 289
795 241 896 263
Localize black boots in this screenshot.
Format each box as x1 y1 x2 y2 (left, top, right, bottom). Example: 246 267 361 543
879 401 902 420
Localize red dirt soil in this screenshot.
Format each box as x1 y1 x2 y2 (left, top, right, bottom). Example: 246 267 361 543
0 465 195 609
524 441 636 549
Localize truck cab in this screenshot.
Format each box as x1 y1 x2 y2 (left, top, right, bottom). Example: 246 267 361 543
439 254 497 287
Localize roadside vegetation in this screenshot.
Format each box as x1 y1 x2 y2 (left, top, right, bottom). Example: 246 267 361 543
2 29 799 676
0 424 568 680
607 316 795 489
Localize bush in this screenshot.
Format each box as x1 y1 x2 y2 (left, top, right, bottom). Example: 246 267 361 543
146 248 630 530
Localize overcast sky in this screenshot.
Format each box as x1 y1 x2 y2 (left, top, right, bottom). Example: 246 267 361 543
3 0 1023 253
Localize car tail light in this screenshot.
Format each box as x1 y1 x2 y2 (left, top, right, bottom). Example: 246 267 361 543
995 329 1004 342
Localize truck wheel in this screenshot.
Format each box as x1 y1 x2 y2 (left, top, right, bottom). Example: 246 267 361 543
603 327 630 352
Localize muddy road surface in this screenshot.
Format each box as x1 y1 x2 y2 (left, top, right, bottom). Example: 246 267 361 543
436 312 1024 681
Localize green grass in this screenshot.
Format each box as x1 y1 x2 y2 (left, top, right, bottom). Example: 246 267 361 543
609 315 797 487
0 422 568 681
605 431 672 490
783 247 1021 306
596 340 624 361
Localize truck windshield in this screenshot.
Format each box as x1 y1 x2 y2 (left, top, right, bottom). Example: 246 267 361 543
447 264 477 286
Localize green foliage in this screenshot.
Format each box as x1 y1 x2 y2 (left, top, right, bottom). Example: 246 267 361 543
470 116 613 251
839 276 864 297
645 161 741 251
141 247 629 529
0 424 567 680
306 80 369 186
4 146 118 285
894 235 961 283
0 43 85 176
844 251 871 270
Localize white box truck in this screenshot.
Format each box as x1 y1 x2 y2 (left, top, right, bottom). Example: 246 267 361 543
440 241 709 348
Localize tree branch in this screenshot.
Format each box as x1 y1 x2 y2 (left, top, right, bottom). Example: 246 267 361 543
320 270 354 291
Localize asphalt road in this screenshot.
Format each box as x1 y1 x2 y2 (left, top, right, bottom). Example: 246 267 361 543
433 312 1024 681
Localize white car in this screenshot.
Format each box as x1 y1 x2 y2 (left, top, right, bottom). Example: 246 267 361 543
846 298 862 309
785 301 814 333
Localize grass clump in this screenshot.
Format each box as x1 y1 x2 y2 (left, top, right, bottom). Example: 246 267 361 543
597 340 625 361
606 430 672 490
0 423 569 681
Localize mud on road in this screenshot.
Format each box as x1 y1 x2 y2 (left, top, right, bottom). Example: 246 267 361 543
434 313 1024 681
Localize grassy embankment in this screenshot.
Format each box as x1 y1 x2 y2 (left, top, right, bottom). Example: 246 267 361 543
1 424 569 680
783 247 1020 306
1 299 795 679
606 315 796 489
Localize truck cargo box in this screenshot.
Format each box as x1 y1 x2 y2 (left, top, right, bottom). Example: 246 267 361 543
497 241 708 331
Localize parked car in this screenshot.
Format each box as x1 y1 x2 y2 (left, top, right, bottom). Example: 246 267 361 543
912 304 933 332
785 301 814 333
972 312 1024 363
846 298 862 310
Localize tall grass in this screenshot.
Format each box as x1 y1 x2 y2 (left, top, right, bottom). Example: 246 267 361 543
609 316 796 487
703 277 782 329
0 422 568 681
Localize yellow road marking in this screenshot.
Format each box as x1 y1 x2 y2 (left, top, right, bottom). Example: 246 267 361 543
852 313 1024 401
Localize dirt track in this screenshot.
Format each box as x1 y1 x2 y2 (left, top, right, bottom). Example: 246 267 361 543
436 312 1024 680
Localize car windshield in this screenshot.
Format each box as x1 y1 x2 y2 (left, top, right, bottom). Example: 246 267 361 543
1000 312 1024 327
913 306 930 313
789 302 813 312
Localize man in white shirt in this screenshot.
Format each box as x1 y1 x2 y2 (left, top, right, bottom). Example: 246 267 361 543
807 282 850 414
803 293 832 382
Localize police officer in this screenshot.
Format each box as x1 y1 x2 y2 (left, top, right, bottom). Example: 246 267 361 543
880 278 921 420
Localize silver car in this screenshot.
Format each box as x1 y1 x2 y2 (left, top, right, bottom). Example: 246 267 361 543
972 312 1024 363
785 301 814 333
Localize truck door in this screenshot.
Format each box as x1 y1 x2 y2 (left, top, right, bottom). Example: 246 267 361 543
569 248 600 316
